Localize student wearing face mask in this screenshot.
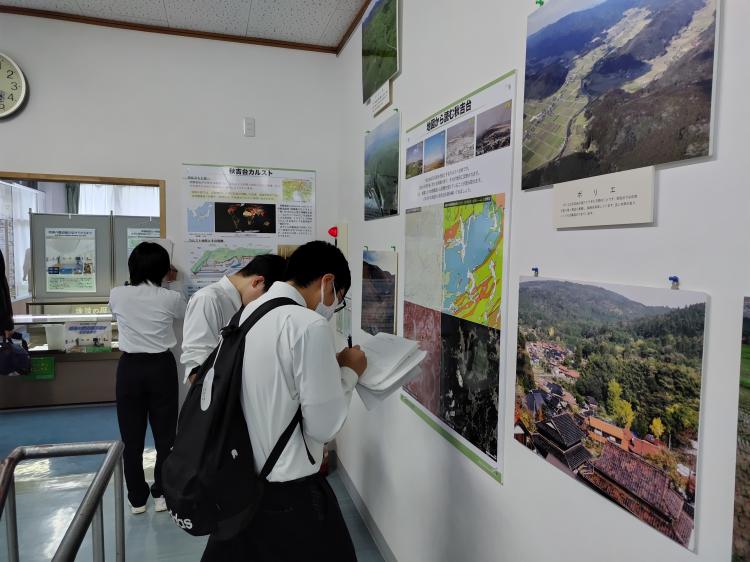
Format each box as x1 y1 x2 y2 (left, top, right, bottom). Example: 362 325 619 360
180 254 287 384
201 240 366 562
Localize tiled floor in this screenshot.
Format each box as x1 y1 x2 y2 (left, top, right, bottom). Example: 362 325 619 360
0 405 384 562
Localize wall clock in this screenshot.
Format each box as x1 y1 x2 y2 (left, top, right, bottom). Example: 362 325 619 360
0 53 27 118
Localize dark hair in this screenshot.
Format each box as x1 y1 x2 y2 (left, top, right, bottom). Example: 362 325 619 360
285 241 351 295
128 242 170 286
235 254 287 292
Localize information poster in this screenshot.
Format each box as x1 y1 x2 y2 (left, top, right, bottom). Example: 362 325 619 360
126 227 161 257
403 72 516 211
400 73 516 481
45 228 96 293
183 164 315 294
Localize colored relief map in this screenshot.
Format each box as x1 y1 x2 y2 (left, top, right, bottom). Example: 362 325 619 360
442 195 504 329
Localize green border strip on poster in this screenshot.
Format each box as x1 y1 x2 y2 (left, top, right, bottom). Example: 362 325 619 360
406 70 517 134
182 163 316 174
400 395 502 484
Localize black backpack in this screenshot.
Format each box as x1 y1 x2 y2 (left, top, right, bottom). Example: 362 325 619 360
162 296 313 539
0 333 31 376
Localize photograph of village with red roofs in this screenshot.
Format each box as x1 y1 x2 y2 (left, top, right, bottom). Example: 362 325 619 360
514 277 706 550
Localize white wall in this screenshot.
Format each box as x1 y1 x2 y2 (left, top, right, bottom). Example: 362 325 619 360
334 1 750 561
0 13 342 274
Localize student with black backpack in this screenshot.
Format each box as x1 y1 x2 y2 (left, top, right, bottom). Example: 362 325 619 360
194 240 366 561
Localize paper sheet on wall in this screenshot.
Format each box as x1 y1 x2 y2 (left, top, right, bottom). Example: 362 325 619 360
126 227 161 257
44 227 96 293
400 72 516 483
403 72 516 210
183 164 315 296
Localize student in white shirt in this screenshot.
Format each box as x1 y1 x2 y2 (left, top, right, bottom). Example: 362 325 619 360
109 242 187 514
181 254 287 383
201 241 366 562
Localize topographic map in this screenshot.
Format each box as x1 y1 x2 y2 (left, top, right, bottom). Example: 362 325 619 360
188 242 271 278
442 195 504 329
404 204 443 311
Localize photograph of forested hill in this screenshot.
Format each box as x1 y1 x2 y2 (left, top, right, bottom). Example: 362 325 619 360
522 0 718 189
514 277 706 550
733 298 750 561
362 0 398 102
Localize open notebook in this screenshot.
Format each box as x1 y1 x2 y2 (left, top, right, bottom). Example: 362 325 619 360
354 333 426 410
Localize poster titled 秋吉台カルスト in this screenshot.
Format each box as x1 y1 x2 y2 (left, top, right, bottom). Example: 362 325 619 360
183 163 315 296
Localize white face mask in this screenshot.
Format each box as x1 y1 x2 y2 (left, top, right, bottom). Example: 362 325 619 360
315 279 339 321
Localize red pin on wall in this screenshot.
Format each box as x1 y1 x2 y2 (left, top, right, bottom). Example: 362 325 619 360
328 226 339 247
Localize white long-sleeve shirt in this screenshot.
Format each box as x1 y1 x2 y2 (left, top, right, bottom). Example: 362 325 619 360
181 276 241 382
240 281 357 482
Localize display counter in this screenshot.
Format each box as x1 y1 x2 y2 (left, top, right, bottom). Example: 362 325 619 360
0 307 121 409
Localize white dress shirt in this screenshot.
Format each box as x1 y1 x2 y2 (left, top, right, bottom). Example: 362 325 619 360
181 276 241 381
240 281 358 482
109 283 187 354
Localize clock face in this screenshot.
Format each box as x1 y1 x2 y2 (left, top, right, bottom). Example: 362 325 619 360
0 53 27 118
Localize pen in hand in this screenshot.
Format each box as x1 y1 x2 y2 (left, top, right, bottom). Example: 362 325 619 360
347 335 353 348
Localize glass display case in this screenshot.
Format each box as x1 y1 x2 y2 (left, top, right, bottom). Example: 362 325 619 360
13 313 119 353
1 301 121 409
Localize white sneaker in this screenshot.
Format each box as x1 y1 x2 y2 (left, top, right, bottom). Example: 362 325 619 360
130 503 147 515
154 497 167 512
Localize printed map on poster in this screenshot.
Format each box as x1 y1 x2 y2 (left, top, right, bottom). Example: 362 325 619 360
187 239 273 279
443 196 504 329
403 72 515 210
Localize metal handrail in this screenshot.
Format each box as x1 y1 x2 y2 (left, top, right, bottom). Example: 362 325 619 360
0 440 125 562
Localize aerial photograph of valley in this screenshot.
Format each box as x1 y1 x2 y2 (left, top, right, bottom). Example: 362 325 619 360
522 0 717 189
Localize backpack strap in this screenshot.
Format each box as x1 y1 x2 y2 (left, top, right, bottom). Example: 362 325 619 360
259 405 315 480
232 296 316 479
222 296 298 338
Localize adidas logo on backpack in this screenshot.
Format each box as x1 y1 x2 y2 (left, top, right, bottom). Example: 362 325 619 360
169 510 193 530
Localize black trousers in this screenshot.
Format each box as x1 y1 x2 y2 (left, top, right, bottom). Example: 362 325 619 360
115 350 178 507
201 473 357 562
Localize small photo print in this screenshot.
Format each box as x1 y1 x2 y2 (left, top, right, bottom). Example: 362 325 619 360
424 131 446 173
406 142 424 179
215 203 276 234
446 117 475 166
476 102 512 156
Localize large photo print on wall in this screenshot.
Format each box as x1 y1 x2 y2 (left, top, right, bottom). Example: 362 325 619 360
361 250 397 336
522 0 718 189
365 112 400 220
514 277 706 550
362 0 398 102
